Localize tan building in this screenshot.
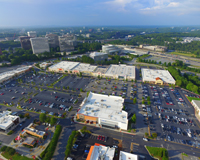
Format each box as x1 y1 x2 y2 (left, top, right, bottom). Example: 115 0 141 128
22 137 36 147
24 123 46 138
155 77 163 85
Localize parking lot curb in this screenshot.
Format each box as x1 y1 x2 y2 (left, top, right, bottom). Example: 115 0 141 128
75 121 136 136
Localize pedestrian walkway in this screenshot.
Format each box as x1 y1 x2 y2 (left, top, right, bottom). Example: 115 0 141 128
0 153 8 160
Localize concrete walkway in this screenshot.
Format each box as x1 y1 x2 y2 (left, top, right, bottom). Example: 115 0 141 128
0 153 8 160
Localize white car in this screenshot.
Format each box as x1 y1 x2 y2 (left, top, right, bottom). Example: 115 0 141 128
143 138 148 141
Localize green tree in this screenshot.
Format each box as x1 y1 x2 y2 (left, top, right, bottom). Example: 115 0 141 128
152 132 157 138
131 114 136 123
142 100 145 104
80 88 83 92
147 96 150 101
147 101 151 105
133 98 137 104
39 113 47 123
50 117 57 125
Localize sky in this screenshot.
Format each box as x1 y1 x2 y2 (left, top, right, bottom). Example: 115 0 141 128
0 0 200 27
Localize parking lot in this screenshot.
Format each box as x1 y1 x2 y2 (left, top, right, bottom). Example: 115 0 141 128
141 83 200 148
86 78 137 101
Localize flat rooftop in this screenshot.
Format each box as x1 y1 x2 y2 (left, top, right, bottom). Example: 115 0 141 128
48 61 80 71
90 145 115 160
192 100 200 109
0 66 32 83
105 64 135 78
72 63 97 72
93 66 109 74
0 111 19 130
78 92 127 123
141 68 175 84
90 52 108 57
119 151 138 160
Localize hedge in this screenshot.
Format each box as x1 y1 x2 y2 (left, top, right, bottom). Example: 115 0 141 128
40 125 62 160
64 130 77 157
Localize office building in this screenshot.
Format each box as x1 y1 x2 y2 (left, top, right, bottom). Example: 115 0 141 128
45 34 59 48
119 151 138 160
59 34 77 52
102 44 121 55
0 111 20 132
141 68 176 85
87 143 115 160
89 52 108 61
19 36 32 50
77 92 128 130
30 37 50 54
27 31 37 37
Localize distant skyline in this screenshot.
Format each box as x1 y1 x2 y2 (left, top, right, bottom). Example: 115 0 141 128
0 0 200 27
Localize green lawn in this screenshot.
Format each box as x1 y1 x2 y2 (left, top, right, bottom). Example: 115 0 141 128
2 152 35 160
187 96 200 102
169 52 196 57
146 146 168 160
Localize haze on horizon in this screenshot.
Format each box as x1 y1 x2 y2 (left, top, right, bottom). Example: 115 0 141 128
0 0 200 27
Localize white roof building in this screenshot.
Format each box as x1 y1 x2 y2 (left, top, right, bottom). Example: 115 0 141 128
141 68 175 84
102 44 121 55
0 111 20 132
78 92 128 130
39 62 53 69
72 63 97 72
105 64 135 80
119 151 138 160
90 52 108 57
48 61 97 73
0 66 32 84
88 144 115 160
48 61 79 72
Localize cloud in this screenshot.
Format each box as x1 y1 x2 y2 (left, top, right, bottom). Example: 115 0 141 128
103 0 139 12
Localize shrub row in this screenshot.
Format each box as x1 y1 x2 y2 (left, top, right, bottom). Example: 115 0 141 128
65 130 77 157
40 125 62 160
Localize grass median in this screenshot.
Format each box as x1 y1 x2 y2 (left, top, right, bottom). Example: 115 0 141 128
146 146 168 160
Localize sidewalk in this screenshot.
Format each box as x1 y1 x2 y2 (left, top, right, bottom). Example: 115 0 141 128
0 153 8 160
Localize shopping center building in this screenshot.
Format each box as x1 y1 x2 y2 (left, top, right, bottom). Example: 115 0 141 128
48 61 135 80
77 92 128 130
141 68 175 85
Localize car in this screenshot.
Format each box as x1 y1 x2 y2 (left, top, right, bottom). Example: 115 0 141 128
39 103 42 106
143 138 148 141
9 90 12 92
0 93 4 95
21 92 25 95
11 97 15 100
58 114 62 118
49 112 54 116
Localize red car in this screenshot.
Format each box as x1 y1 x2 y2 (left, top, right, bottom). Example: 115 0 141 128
1 93 4 95
39 103 42 106
55 96 58 98
29 101 32 103
97 135 100 140
102 136 105 141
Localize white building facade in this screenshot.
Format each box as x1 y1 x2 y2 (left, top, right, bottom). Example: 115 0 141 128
30 37 50 54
